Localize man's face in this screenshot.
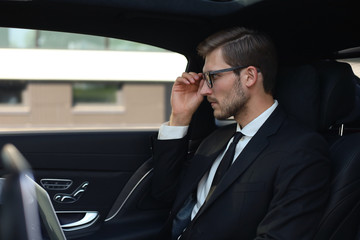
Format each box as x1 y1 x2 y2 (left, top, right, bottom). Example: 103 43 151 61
201 48 249 120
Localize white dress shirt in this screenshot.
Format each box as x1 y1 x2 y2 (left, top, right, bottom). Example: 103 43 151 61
158 100 278 220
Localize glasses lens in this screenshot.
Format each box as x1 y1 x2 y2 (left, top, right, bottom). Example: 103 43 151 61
204 72 212 88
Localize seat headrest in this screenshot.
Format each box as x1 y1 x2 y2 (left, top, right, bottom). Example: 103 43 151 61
275 61 356 131
275 64 321 130
316 61 356 129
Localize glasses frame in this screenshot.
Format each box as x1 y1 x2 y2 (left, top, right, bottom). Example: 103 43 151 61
203 66 260 89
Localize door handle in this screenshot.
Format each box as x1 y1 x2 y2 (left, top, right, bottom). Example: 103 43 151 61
56 211 99 231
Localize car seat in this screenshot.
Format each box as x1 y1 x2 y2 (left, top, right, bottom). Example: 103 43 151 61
313 61 360 240
276 60 360 240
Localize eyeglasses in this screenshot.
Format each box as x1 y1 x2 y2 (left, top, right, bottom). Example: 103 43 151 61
202 66 260 89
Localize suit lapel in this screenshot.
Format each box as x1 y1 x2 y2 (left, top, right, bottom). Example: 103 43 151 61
194 108 285 218
173 124 236 211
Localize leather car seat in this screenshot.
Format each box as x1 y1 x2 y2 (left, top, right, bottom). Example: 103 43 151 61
312 61 360 240
314 132 360 240
276 60 360 240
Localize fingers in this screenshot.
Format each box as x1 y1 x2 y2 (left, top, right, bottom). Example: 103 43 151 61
176 72 202 85
198 76 205 90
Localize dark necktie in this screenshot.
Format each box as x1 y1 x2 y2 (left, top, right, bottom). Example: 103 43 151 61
211 131 243 189
172 193 196 240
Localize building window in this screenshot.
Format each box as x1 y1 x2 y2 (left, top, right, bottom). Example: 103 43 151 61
72 82 125 113
0 81 27 105
73 82 123 105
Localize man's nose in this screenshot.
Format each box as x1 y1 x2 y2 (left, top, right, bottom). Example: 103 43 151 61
199 81 212 96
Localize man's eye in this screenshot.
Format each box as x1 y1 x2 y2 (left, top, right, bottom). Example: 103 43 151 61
212 74 220 79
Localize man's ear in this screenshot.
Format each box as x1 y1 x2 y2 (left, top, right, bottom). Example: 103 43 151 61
244 66 259 88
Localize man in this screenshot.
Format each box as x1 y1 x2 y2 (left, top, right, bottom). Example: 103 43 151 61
151 27 330 240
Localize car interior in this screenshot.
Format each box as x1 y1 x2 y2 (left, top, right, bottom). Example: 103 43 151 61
0 0 360 239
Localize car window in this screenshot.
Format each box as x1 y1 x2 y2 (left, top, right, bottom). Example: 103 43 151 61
0 27 187 131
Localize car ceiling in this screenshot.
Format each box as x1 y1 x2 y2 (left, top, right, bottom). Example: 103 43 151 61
0 0 359 62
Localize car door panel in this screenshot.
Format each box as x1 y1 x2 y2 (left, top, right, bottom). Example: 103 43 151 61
0 130 169 239
83 159 170 240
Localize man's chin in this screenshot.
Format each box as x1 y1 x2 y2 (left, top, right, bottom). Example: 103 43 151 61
213 111 231 120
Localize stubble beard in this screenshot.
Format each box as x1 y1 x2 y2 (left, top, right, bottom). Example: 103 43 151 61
214 79 248 120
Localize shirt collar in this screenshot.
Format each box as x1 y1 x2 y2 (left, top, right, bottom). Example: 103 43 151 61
237 100 278 137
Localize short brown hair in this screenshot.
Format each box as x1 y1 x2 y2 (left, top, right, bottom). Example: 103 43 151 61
197 27 278 94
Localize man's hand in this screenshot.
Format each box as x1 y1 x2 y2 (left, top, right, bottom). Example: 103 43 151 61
169 72 205 126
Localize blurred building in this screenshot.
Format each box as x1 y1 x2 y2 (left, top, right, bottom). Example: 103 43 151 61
0 28 187 130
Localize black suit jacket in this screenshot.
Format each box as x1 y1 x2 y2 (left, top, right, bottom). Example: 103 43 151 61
152 107 330 240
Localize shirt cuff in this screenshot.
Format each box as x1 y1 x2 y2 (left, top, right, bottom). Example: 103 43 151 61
158 122 189 140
